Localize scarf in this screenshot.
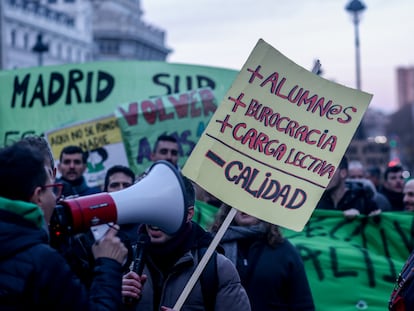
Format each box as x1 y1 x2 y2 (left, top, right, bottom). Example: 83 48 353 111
146 222 194 274
220 224 266 265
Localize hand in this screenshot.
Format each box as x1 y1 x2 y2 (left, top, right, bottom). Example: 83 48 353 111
368 209 382 216
343 208 360 219
122 271 147 301
161 307 177 311
92 224 127 264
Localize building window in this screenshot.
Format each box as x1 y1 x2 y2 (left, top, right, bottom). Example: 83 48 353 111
10 29 16 47
67 46 72 61
57 43 62 58
23 33 29 50
77 49 81 62
99 41 119 54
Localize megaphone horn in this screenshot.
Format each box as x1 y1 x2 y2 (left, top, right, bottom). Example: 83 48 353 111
52 160 189 236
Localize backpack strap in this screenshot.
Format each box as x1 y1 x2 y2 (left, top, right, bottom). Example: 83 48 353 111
198 247 218 311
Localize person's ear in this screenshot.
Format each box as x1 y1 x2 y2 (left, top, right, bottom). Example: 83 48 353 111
29 186 43 205
187 206 194 222
57 162 63 174
340 168 348 179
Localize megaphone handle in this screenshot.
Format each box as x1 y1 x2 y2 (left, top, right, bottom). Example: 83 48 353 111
173 207 237 311
124 234 150 305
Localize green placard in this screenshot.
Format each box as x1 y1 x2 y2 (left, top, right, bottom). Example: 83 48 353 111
0 61 237 147
283 210 413 311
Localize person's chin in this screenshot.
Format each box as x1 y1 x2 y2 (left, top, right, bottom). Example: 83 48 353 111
406 206 414 212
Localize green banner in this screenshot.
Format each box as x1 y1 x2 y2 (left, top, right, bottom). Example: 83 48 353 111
194 200 220 230
192 205 413 310
0 61 237 147
282 210 414 311
115 87 219 174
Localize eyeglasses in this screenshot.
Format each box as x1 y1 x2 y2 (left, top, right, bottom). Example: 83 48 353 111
42 183 64 198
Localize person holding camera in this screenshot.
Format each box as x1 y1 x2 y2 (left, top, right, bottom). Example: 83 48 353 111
0 142 128 310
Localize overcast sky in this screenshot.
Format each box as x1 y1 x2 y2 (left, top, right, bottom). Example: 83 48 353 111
142 0 414 115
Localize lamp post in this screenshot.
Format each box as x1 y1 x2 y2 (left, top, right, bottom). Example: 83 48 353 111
32 33 49 66
345 0 366 90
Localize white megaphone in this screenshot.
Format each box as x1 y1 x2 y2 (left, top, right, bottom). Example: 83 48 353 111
49 160 188 243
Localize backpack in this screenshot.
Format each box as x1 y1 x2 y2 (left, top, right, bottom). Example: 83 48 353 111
198 247 219 311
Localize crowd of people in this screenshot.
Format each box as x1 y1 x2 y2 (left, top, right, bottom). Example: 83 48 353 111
1 133 414 310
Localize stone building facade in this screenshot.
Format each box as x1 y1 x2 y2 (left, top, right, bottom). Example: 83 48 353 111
0 0 171 69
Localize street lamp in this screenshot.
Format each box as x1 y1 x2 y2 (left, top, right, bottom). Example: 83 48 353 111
345 0 366 90
32 33 49 66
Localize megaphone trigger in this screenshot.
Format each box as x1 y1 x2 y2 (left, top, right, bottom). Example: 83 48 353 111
90 223 114 242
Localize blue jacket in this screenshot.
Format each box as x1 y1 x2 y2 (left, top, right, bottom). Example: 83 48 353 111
56 176 101 197
0 197 123 311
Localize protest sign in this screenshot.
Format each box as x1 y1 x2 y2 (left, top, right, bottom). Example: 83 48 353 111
284 210 414 311
182 39 373 231
45 115 129 188
0 61 237 147
190 203 413 310
115 87 218 174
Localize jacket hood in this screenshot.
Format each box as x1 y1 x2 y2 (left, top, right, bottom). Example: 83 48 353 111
0 200 48 260
0 196 44 228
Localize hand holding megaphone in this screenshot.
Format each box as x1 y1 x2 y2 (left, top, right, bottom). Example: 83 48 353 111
49 161 188 249
92 224 128 265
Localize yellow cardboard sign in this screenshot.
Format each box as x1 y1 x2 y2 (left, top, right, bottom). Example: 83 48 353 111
45 114 129 188
46 114 122 158
182 39 372 231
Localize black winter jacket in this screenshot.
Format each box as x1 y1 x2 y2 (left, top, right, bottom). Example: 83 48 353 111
0 198 123 311
316 181 379 215
221 225 315 311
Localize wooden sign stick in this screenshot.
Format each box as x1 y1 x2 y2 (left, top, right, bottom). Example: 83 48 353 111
173 207 237 311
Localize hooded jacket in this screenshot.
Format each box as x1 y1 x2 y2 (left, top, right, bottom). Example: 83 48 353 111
130 221 251 311
0 196 123 311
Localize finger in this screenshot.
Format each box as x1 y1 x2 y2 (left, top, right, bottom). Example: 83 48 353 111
103 224 119 238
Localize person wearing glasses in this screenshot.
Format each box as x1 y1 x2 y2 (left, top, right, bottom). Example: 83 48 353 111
0 142 128 310
19 135 57 182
